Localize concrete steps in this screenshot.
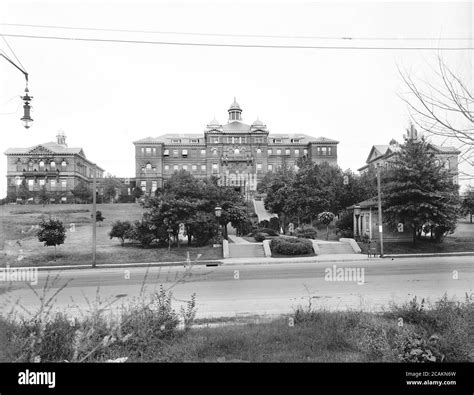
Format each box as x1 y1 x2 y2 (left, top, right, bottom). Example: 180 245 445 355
229 243 265 258
317 242 355 255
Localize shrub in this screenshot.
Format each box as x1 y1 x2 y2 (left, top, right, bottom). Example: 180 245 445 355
37 217 67 259
252 228 279 236
270 237 313 255
336 210 353 233
268 217 281 232
109 220 133 246
340 229 354 238
254 232 266 242
294 226 317 239
258 220 270 228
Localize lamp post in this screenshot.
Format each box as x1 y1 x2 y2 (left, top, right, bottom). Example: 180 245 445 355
91 164 97 268
354 205 361 238
215 205 222 243
377 165 384 257
1 53 34 128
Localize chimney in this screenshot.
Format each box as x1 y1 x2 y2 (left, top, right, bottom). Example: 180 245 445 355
56 130 67 147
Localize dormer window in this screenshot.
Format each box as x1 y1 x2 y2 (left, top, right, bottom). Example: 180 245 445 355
190 139 199 143
291 139 301 143
273 138 282 143
171 139 181 144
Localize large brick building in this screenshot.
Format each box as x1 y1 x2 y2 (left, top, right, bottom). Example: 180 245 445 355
133 99 339 195
4 131 104 202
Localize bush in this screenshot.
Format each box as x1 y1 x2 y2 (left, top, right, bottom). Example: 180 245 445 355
294 226 317 239
258 220 270 228
254 232 266 242
268 217 281 232
109 220 133 246
336 210 353 233
270 237 313 255
252 228 279 237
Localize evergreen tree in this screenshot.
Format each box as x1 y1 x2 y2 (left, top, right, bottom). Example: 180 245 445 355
17 179 31 202
382 134 461 244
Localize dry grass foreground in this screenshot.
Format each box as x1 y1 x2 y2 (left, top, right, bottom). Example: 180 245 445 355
1 274 472 363
0 203 222 267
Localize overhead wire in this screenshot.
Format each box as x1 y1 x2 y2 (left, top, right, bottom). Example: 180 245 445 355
0 33 472 51
0 22 472 42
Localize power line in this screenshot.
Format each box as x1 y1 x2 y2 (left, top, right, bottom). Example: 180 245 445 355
1 22 472 42
0 33 472 51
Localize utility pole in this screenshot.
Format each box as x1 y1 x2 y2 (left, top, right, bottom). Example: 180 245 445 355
377 165 384 257
92 165 97 267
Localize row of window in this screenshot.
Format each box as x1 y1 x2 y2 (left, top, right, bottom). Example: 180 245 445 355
19 160 69 168
159 148 310 158
159 163 294 174
16 178 68 190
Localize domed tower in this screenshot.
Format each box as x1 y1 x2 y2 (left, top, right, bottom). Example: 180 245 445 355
228 97 242 122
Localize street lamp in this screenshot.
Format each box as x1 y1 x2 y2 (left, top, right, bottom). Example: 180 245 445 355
354 205 361 237
215 205 222 243
1 53 33 129
20 88 33 129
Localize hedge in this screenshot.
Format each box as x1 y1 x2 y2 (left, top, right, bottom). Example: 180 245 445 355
270 237 313 255
294 226 318 239
251 228 279 237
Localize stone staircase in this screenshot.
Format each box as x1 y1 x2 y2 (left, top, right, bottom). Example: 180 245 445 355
228 243 266 258
317 242 356 255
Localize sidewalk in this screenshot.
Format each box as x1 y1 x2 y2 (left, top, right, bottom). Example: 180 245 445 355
8 251 474 272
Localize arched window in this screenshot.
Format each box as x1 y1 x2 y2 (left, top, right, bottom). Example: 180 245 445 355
50 161 56 168
234 148 240 155
444 159 450 169
146 163 152 170
61 160 67 167
39 160 45 168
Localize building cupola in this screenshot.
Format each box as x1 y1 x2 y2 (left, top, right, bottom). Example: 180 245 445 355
228 97 242 122
56 130 67 147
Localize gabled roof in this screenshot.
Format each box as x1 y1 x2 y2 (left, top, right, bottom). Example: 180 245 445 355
5 142 86 157
347 197 378 210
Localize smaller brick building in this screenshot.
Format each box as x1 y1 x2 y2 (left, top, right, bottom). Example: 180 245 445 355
4 131 104 203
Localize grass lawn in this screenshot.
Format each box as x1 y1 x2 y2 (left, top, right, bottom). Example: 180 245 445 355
0 203 222 267
359 221 474 255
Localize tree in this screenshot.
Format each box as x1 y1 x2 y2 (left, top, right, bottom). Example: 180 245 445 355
382 133 461 244
109 220 133 246
96 210 105 225
71 181 92 203
462 190 474 223
399 56 473 178
38 185 50 206
318 211 335 240
17 179 30 202
261 165 295 231
103 176 123 203
37 217 66 259
132 186 144 199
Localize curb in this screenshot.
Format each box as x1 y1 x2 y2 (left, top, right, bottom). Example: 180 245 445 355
383 252 474 258
6 260 224 272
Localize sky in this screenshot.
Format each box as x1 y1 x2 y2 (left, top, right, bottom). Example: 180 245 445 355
0 1 472 198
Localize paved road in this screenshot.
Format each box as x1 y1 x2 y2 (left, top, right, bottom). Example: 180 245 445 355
1 256 473 319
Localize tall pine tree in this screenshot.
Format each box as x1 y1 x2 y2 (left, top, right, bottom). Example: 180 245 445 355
382 132 461 244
